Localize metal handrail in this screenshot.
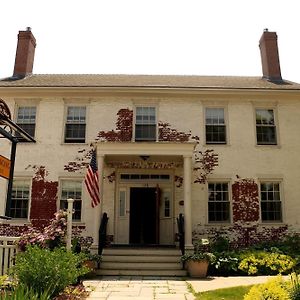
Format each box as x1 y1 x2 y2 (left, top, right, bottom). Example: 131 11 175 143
98 212 108 256
177 213 185 255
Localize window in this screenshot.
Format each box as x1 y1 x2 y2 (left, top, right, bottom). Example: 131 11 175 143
10 180 30 218
60 181 82 221
119 190 126 217
205 108 226 144
135 107 156 141
64 106 86 143
260 182 282 222
16 106 36 139
256 109 277 145
208 182 230 222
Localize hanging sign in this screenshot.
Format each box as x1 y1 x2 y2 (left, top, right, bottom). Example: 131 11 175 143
0 155 10 179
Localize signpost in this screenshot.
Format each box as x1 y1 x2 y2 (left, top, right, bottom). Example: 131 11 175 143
0 155 11 180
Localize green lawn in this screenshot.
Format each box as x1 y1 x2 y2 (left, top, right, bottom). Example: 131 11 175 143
194 285 253 300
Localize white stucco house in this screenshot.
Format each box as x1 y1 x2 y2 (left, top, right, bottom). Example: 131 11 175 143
0 28 300 275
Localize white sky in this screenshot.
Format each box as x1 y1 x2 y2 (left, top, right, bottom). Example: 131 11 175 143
1 0 300 83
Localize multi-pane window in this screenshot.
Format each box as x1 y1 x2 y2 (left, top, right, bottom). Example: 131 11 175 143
208 182 230 222
256 109 277 145
135 107 156 141
10 180 30 218
260 182 282 222
205 108 226 144
16 106 36 139
60 181 82 221
64 106 86 143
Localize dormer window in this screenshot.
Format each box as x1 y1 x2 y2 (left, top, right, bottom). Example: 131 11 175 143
135 107 156 141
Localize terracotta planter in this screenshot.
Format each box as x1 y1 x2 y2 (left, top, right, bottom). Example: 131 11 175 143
186 260 209 278
83 260 96 271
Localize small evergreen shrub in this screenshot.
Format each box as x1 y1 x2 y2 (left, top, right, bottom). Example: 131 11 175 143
244 276 290 300
239 251 296 275
12 245 89 298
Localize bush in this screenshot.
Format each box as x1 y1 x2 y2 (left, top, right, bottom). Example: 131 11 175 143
288 273 300 300
12 245 89 298
244 276 290 300
0 284 51 300
18 210 68 251
239 251 296 275
210 251 240 276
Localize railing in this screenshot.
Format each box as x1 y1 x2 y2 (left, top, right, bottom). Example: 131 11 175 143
0 236 19 275
176 213 185 255
98 212 108 255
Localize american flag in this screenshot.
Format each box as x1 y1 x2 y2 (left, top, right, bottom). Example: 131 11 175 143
84 149 100 207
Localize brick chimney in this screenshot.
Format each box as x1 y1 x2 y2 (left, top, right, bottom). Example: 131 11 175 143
13 27 36 78
259 29 282 81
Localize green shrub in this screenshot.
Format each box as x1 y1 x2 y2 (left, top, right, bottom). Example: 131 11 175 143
11 245 89 298
211 236 230 252
0 284 51 300
239 251 296 275
244 276 290 300
288 273 300 300
211 251 240 276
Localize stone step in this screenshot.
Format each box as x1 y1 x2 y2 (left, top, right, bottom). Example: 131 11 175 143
103 248 181 256
102 255 180 263
101 261 183 270
96 269 187 277
99 247 185 277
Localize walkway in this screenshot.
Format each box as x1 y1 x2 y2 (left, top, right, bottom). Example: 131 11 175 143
84 276 194 300
83 275 287 300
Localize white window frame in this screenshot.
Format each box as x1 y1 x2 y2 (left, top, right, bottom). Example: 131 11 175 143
133 105 158 142
59 179 83 222
9 178 31 220
63 105 87 144
205 107 227 144
207 181 231 224
259 181 283 223
255 107 278 146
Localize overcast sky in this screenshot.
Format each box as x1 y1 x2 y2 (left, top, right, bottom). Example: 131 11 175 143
1 0 299 83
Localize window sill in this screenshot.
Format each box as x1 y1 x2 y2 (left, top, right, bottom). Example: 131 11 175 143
204 143 230 147
259 222 285 225
0 219 30 225
205 222 231 226
255 144 281 149
61 142 88 146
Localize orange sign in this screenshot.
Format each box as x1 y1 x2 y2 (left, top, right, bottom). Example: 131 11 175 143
0 155 10 179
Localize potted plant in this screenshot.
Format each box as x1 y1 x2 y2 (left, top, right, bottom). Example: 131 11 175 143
72 235 102 271
82 252 102 271
181 238 216 278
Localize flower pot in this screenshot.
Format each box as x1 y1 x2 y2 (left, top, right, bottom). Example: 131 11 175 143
186 260 209 278
83 260 96 271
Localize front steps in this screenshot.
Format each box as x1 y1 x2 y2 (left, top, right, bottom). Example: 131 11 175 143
96 247 187 276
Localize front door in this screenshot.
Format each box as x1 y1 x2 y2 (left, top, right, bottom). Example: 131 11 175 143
129 187 158 244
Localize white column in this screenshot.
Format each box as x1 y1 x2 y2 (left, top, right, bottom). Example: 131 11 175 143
183 155 194 251
66 198 74 251
93 154 104 246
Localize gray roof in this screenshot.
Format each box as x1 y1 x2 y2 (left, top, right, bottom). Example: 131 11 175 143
0 74 300 90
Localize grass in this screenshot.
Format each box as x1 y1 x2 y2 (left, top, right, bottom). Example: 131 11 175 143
194 285 253 300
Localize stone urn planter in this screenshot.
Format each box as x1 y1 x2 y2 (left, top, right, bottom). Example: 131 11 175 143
185 259 209 278
180 238 215 278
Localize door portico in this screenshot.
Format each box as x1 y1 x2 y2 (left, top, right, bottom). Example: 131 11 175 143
94 142 196 251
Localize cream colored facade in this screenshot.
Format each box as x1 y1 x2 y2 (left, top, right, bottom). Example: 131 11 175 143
1 29 300 250
1 84 300 249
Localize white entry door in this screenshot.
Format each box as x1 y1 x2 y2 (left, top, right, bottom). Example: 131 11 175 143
159 188 174 244
115 188 129 244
